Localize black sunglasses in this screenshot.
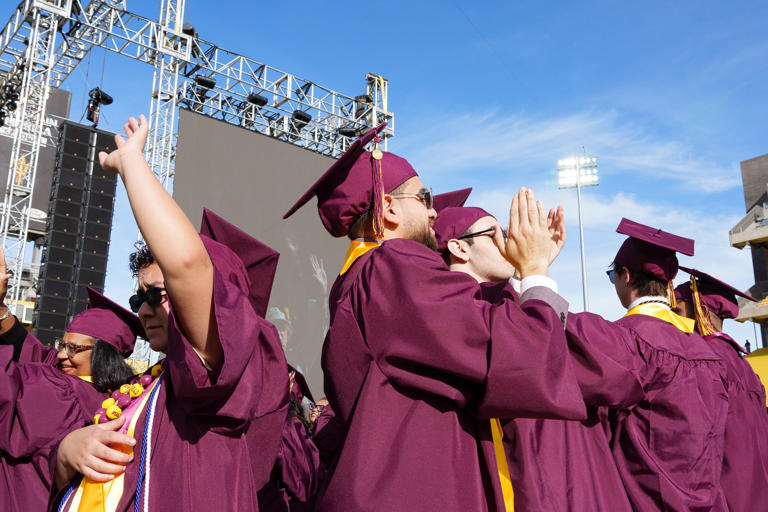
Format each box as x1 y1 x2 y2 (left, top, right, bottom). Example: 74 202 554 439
129 286 167 313
457 226 496 240
389 188 434 210
606 269 616 284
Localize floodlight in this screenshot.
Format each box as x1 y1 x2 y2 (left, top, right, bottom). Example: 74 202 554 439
247 92 268 107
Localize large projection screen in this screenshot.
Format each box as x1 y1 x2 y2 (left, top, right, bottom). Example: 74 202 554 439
174 110 347 395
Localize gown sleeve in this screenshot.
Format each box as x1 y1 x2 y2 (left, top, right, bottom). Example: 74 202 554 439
0 319 57 366
164 263 290 431
565 312 646 408
354 240 586 420
0 363 100 458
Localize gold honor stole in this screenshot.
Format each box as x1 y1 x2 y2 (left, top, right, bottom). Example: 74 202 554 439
69 377 162 512
78 376 93 383
624 302 695 333
339 240 379 275
746 347 768 407
490 418 515 511
341 240 515 509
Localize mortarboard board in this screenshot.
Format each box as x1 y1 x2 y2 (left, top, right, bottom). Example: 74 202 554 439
433 206 493 252
66 287 145 357
676 266 757 320
199 208 280 318
283 123 418 238
433 187 472 213
614 218 694 281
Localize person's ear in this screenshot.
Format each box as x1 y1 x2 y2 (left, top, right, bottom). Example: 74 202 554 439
447 239 470 263
382 194 400 230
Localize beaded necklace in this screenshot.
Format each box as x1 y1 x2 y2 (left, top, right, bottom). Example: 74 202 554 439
94 363 164 424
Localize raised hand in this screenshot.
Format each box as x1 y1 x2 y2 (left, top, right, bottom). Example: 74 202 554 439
55 416 135 486
97 115 150 176
0 246 11 305
504 188 553 278
546 205 566 266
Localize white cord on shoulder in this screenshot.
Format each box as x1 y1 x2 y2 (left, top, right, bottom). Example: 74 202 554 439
142 380 162 511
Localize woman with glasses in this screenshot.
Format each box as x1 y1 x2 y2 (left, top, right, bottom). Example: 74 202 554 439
52 115 289 512
0 286 143 512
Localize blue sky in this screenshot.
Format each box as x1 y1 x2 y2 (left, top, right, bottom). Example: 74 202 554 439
54 0 767 347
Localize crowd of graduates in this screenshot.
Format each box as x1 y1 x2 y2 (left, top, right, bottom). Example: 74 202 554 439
0 115 767 511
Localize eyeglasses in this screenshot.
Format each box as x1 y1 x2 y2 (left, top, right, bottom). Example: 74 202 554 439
129 286 167 313
458 226 497 241
55 339 94 357
606 269 616 284
389 187 433 210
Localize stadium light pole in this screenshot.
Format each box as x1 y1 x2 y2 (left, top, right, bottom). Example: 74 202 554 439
557 155 599 312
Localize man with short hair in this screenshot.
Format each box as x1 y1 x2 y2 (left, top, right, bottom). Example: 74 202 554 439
565 218 730 511
674 269 768 511
433 206 632 511
284 124 586 511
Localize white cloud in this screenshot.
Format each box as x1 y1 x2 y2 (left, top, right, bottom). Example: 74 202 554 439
398 109 740 191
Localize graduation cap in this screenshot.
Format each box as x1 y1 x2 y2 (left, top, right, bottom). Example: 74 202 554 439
433 206 493 252
288 364 315 403
433 187 472 213
613 218 694 281
676 266 757 321
199 208 280 318
283 122 418 238
66 287 145 357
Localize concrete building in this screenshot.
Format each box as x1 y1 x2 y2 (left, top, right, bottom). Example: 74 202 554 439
730 153 768 347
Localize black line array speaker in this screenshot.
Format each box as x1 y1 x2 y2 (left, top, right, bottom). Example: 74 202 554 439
33 121 117 346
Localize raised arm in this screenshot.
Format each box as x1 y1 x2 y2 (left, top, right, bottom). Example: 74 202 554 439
98 115 221 366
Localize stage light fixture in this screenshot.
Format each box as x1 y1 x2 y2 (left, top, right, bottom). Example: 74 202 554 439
86 87 114 127
247 92 268 107
354 94 372 119
5 101 16 112
182 23 197 37
0 110 6 128
195 75 216 90
291 110 312 132
338 126 358 138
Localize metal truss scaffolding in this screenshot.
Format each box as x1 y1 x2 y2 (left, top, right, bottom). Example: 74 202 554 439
0 0 393 315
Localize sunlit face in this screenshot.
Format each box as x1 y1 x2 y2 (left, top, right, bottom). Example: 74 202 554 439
56 331 95 377
462 216 516 283
391 177 438 249
137 262 170 353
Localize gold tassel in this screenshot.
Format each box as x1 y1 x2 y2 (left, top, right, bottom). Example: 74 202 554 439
667 281 677 310
691 277 716 336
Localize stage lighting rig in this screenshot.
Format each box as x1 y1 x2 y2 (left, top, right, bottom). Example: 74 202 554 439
290 110 312 138
86 87 113 127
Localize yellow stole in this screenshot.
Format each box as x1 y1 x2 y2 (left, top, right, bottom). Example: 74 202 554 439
624 302 695 333
69 377 162 512
490 418 515 511
746 347 768 407
339 240 379 275
78 376 93 383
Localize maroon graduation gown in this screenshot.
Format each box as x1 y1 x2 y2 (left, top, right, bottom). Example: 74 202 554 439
53 266 289 512
0 359 105 511
566 311 730 511
318 239 586 512
479 281 631 511
705 332 768 511
0 317 58 365
257 416 320 511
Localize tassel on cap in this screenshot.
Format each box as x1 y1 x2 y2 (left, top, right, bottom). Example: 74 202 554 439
667 280 677 310
371 135 385 240
690 276 717 336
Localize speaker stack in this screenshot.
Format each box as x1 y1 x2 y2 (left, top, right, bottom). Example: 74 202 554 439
33 121 117 346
